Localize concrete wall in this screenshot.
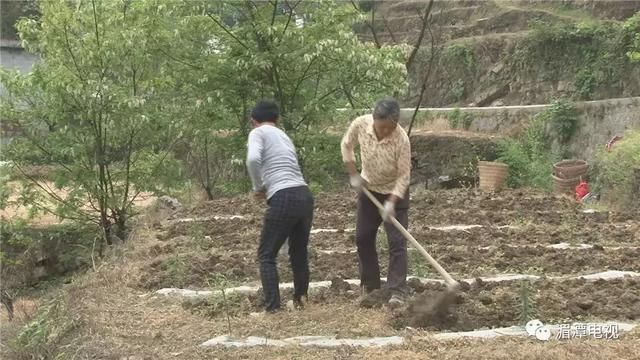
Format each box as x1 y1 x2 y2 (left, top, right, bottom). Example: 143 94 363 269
0 42 38 74
0 42 39 146
568 97 640 161
385 96 640 162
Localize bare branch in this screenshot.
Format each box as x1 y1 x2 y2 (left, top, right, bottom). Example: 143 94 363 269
124 136 181 211
279 0 302 44
291 55 318 102
406 0 434 69
381 15 398 44
62 23 86 82
157 47 203 70
270 0 278 27
351 0 381 48
408 17 438 137
207 13 250 50
13 163 96 224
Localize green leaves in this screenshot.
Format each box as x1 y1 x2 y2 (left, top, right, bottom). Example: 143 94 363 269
593 130 640 209
624 12 640 62
2 0 186 236
2 0 411 230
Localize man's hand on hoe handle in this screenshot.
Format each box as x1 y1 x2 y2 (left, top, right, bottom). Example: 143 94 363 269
346 161 366 192
346 161 397 223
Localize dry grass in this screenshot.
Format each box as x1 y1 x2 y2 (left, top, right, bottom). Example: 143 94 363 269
0 180 157 227
196 336 640 360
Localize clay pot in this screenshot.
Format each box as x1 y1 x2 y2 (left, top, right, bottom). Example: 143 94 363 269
553 159 588 179
552 174 581 195
478 161 508 192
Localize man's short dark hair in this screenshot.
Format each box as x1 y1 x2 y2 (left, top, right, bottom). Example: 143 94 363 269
251 100 280 123
373 97 400 123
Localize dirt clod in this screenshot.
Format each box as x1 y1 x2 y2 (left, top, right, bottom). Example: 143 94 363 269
330 277 352 294
401 289 460 329
359 289 391 308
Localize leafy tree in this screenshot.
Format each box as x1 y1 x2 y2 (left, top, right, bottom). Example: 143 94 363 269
1 0 183 243
198 1 407 131
625 12 640 62
160 0 407 192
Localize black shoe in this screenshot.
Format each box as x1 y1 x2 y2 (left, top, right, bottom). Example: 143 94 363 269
293 295 306 310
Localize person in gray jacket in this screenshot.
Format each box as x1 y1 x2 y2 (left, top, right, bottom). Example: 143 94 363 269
246 99 314 313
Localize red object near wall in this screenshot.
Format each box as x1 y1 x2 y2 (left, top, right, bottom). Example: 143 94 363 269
575 180 590 201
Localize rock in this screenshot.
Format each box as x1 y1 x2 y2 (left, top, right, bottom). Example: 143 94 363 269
575 299 594 310
491 99 505 106
490 62 504 75
359 289 391 308
286 300 295 311
330 277 352 293
557 81 575 92
158 196 182 210
474 84 509 107
478 290 493 305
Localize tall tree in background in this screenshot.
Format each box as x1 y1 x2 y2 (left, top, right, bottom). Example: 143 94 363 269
1 0 183 244
163 0 407 189
200 0 407 131
351 0 438 136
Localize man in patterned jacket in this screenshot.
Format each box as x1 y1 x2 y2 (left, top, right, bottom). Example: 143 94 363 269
340 97 412 307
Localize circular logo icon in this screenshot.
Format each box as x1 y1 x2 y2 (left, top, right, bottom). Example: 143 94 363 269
535 326 551 341
526 319 544 336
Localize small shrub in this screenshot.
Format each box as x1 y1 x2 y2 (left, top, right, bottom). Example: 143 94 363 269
447 108 473 130
497 138 555 189
461 112 473 130
575 69 596 100
1 221 98 290
447 108 462 129
593 130 640 209
11 295 76 359
517 280 537 325
181 135 249 200
497 100 576 189
545 99 578 145
408 250 430 278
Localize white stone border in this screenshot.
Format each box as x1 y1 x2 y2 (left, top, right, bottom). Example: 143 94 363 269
171 215 246 223
201 335 404 348
316 243 640 255
200 321 637 348
152 270 640 299
432 321 637 340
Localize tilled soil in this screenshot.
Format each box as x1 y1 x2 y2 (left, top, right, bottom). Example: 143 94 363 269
140 188 639 291
395 277 640 331
309 222 640 250
140 248 361 289
182 276 640 333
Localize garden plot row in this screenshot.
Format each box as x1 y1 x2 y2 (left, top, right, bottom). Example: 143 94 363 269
152 271 639 345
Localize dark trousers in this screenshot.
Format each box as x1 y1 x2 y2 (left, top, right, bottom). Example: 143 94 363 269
258 186 314 311
356 190 409 294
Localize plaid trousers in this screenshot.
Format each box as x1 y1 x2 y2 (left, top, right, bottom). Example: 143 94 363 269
258 186 314 311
